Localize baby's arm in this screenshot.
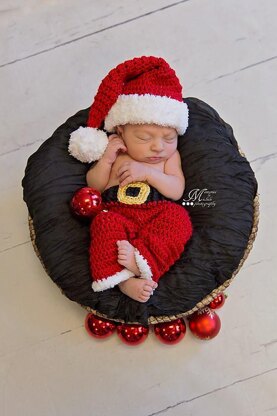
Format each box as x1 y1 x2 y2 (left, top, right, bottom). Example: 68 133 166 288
86 134 127 192
86 158 112 192
146 150 185 201
117 150 185 200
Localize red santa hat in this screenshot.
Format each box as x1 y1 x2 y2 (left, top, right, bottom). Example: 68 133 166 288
68 56 189 163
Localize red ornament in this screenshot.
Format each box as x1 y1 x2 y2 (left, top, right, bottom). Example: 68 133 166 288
188 307 221 340
154 319 186 345
117 323 149 345
209 293 226 309
85 313 116 339
71 187 102 218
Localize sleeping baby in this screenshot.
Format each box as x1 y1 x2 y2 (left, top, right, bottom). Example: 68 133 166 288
68 55 193 303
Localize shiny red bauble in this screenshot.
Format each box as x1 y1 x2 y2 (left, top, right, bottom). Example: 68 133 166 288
188 307 221 340
154 319 186 345
70 187 102 218
209 293 226 309
85 313 117 339
117 323 149 345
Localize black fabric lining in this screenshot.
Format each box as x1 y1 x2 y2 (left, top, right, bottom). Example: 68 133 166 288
22 97 258 325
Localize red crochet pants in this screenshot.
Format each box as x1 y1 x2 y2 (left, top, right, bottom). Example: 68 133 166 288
89 200 193 292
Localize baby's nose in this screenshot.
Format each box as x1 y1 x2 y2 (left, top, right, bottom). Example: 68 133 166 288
151 140 164 151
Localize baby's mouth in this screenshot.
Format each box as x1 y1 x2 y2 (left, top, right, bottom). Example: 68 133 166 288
148 156 163 161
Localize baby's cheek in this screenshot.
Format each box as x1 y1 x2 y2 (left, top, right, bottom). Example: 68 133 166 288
169 147 177 157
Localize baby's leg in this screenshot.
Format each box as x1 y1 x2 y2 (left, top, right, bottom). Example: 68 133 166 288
90 210 137 291
117 240 140 276
131 203 193 282
118 277 158 303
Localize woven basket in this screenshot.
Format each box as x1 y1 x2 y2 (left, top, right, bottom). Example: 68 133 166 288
28 189 259 325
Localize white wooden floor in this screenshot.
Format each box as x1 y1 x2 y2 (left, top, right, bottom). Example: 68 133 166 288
1 1 276 415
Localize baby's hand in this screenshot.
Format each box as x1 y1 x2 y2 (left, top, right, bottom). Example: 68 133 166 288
101 134 127 165
117 160 149 187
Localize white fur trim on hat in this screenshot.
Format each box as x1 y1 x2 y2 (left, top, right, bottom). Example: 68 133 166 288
104 94 189 135
68 126 109 163
92 268 134 292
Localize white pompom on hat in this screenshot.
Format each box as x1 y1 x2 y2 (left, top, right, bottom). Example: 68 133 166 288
69 127 108 164
68 56 189 163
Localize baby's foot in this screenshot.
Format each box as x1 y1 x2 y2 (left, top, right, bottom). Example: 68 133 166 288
117 240 140 276
118 277 158 303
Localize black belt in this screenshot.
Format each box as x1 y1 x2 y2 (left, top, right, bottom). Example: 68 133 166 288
101 182 170 204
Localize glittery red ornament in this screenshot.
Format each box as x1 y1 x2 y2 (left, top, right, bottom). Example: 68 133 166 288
117 323 149 345
85 313 116 338
71 187 102 218
188 307 221 340
209 293 226 309
154 319 186 345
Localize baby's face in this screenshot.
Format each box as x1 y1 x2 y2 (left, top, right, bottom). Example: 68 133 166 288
116 124 178 164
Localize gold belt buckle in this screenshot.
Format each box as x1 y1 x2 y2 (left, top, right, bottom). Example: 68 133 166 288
117 181 150 204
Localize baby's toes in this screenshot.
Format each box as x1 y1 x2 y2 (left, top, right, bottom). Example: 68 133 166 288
143 285 153 295
138 293 150 303
118 240 130 247
117 240 130 249
117 241 128 254
145 281 158 290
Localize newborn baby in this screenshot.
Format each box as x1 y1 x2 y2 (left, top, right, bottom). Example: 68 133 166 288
86 123 192 302
68 56 193 303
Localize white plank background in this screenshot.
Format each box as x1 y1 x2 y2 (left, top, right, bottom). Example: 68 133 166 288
0 1 276 415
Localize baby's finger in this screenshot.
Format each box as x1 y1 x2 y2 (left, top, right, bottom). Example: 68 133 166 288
118 171 130 182
118 169 130 180
117 162 129 175
109 139 124 148
114 142 127 153
119 176 132 187
118 145 127 153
